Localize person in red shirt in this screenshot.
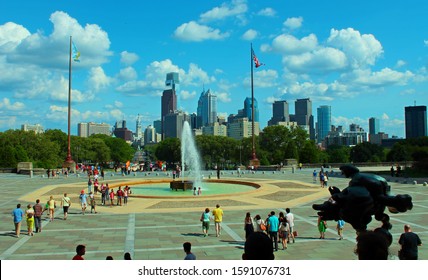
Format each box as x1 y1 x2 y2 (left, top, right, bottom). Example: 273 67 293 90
72 244 86 260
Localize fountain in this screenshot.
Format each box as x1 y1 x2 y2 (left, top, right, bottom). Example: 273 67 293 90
170 121 202 191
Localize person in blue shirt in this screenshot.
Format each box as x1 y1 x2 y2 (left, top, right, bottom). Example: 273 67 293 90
12 204 24 237
267 211 279 251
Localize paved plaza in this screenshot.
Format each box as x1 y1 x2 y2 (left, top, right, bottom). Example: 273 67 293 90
0 167 427 260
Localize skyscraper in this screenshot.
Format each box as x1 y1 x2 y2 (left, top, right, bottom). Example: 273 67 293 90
405 105 427 138
161 72 178 138
163 110 190 140
243 97 259 122
268 100 289 126
316 105 331 144
369 117 380 135
196 89 217 128
295 98 315 140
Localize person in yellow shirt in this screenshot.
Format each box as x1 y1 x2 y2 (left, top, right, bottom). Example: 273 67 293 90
212 204 224 237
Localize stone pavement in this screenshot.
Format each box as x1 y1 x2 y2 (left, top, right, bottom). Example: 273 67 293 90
0 167 427 260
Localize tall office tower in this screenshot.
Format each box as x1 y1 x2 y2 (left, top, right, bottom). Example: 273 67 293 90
144 125 156 145
268 100 290 126
243 97 259 122
113 120 133 142
295 98 315 139
196 89 217 128
153 120 162 134
369 117 380 135
405 105 427 138
161 72 178 139
163 110 189 140
189 113 198 130
316 105 331 144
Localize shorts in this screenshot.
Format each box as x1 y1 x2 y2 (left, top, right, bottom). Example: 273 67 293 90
81 202 87 208
63 206 69 213
202 221 210 230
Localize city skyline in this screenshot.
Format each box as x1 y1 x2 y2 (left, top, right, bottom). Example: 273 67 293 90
1 0 428 138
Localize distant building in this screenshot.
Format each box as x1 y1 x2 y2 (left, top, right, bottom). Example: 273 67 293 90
161 72 178 138
21 124 44 134
370 132 389 146
294 98 315 140
197 88 217 128
113 120 133 142
144 125 156 145
405 105 427 139
77 122 111 137
325 131 368 147
163 110 190 140
369 117 380 135
227 118 260 140
244 97 259 122
268 100 290 126
135 114 143 140
153 120 162 134
202 122 227 136
316 105 331 144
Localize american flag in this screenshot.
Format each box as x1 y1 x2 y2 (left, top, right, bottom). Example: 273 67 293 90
252 48 263 68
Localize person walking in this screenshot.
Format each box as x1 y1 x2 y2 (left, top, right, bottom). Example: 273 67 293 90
266 211 279 251
25 204 35 236
33 199 44 233
200 208 211 237
337 219 345 240
61 193 71 220
398 224 422 260
244 212 254 240
317 215 327 239
212 204 224 237
79 190 88 215
47 196 56 221
285 208 296 243
12 204 24 237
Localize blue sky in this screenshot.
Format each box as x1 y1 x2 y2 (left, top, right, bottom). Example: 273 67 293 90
1 0 427 138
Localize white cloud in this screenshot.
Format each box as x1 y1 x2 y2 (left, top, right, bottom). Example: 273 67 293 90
287 82 329 97
120 51 139 65
265 96 280 104
327 28 383 68
87 66 112 92
242 29 258 41
257 8 276 17
180 90 196 100
283 17 303 30
215 91 232 103
0 22 31 53
350 68 414 87
270 34 318 54
381 113 389 120
199 0 248 23
118 66 138 81
395 60 406 68
424 40 428 46
173 21 229 42
243 69 278 88
283 47 348 73
0 97 25 110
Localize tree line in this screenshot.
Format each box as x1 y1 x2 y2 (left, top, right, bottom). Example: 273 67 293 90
0 127 426 173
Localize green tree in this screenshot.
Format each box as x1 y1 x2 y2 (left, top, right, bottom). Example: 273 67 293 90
350 142 385 163
155 137 181 163
326 145 351 163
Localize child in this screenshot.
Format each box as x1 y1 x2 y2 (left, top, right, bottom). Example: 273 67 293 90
337 219 345 240
89 192 97 213
197 187 202 196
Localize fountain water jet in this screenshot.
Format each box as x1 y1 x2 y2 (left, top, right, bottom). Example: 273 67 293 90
170 121 202 191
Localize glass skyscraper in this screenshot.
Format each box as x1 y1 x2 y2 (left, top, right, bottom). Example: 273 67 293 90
244 97 259 122
316 105 331 144
196 89 217 128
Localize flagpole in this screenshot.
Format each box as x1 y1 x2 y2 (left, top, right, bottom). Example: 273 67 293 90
65 36 73 164
250 43 257 161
